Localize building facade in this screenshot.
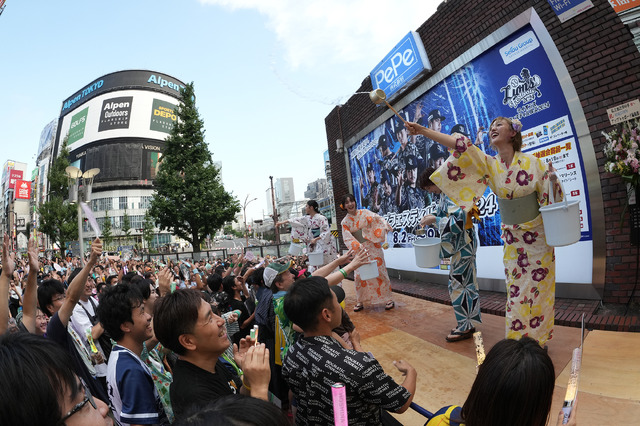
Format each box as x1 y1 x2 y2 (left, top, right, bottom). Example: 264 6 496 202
48 70 187 250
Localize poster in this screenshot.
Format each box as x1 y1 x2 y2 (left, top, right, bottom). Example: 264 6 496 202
348 24 592 261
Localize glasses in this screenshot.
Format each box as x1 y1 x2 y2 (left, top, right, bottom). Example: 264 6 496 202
57 379 96 425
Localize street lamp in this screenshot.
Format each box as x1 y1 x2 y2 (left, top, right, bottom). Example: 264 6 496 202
66 166 100 264
243 194 257 248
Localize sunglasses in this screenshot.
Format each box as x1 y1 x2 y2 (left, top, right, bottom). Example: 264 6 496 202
57 378 97 425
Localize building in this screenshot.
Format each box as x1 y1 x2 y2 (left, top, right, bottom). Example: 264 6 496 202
325 1 640 303
1 161 30 251
265 177 295 218
48 70 187 251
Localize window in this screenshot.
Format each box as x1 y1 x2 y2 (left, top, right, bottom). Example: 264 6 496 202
119 197 127 211
140 196 153 209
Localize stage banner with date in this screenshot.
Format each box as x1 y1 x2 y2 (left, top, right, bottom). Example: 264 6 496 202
348 24 592 270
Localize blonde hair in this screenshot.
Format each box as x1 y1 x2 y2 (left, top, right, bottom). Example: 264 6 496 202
490 117 523 152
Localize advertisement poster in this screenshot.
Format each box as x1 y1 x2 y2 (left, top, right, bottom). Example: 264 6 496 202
348 25 592 268
68 107 89 144
98 96 133 131
15 180 31 200
150 99 177 133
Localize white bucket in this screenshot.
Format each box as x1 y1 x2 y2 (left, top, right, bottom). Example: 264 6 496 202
288 243 304 256
413 237 442 268
357 260 379 280
539 180 581 247
308 251 324 266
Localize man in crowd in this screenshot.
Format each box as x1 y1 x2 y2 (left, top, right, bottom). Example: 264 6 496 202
397 154 428 211
41 238 110 405
97 283 169 425
360 163 379 211
153 289 270 419
283 276 417 425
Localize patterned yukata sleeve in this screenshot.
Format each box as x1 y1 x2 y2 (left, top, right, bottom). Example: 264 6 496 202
361 209 389 244
341 216 361 251
317 215 332 245
430 134 491 214
438 196 468 258
288 215 310 243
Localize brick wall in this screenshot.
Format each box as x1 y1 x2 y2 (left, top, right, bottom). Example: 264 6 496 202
325 0 640 303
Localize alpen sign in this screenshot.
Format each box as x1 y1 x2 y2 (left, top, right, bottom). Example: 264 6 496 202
370 31 431 101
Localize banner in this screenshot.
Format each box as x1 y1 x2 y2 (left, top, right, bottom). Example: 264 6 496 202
98 96 133 131
15 180 31 200
68 107 89 144
348 24 592 256
150 99 177 133
9 170 23 189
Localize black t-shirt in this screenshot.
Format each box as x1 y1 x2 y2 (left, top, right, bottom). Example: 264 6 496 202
170 358 241 419
228 298 252 344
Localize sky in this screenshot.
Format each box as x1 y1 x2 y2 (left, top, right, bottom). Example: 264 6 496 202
0 0 439 222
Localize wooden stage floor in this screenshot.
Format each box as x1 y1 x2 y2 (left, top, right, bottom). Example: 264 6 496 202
341 280 640 425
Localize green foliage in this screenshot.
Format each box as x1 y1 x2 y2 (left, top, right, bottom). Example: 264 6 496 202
102 210 113 250
149 82 240 252
122 208 131 244
142 211 155 250
38 136 78 250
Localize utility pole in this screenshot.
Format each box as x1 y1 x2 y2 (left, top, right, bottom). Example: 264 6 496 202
270 176 280 244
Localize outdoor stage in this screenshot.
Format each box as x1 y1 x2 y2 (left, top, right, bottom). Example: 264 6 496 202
342 281 640 425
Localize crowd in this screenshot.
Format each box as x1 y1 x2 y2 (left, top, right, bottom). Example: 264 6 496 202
0 113 582 425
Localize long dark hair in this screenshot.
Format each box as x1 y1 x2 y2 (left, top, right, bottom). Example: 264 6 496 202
307 199 320 213
461 337 555 426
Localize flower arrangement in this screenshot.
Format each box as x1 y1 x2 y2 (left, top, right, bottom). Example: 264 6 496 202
604 119 640 189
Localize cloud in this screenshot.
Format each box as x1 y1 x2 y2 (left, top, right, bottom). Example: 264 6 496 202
198 0 439 69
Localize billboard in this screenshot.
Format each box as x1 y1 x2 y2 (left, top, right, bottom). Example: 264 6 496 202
348 24 592 281
60 90 178 152
15 180 31 200
9 170 23 189
69 139 164 183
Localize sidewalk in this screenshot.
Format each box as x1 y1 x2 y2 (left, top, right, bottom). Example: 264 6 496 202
389 276 640 332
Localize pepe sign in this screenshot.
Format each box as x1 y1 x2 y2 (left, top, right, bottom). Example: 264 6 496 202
68 107 89 144
99 96 133 131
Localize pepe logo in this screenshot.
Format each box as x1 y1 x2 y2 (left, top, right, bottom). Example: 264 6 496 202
500 68 542 109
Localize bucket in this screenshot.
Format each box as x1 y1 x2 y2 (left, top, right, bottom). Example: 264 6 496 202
413 237 442 268
308 251 324 266
539 180 581 247
288 243 304 256
357 260 379 281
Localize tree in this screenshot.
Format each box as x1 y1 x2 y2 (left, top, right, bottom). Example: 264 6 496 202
102 210 113 250
38 136 78 251
142 211 155 252
149 82 240 253
121 208 132 245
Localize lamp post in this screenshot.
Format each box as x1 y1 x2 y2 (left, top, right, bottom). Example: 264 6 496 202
66 166 100 265
243 194 257 249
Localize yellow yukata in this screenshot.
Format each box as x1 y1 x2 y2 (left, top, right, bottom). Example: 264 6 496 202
341 209 392 305
430 135 561 345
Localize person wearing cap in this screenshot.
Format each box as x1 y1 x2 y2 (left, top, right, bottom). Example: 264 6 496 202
405 117 561 347
282 275 416 425
418 167 481 342
377 134 399 184
416 107 446 163
396 154 428 212
276 200 338 272
359 163 379 211
375 169 397 216
452 122 487 153
429 142 449 169
395 118 423 180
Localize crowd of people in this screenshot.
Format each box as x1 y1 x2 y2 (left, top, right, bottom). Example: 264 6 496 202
0 112 580 425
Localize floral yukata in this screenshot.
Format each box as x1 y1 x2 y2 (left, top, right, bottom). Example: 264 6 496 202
289 213 337 271
341 209 392 305
430 135 561 345
433 193 481 332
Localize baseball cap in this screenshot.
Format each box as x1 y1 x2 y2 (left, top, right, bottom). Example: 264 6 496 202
330 285 346 304
263 261 293 288
451 123 470 137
